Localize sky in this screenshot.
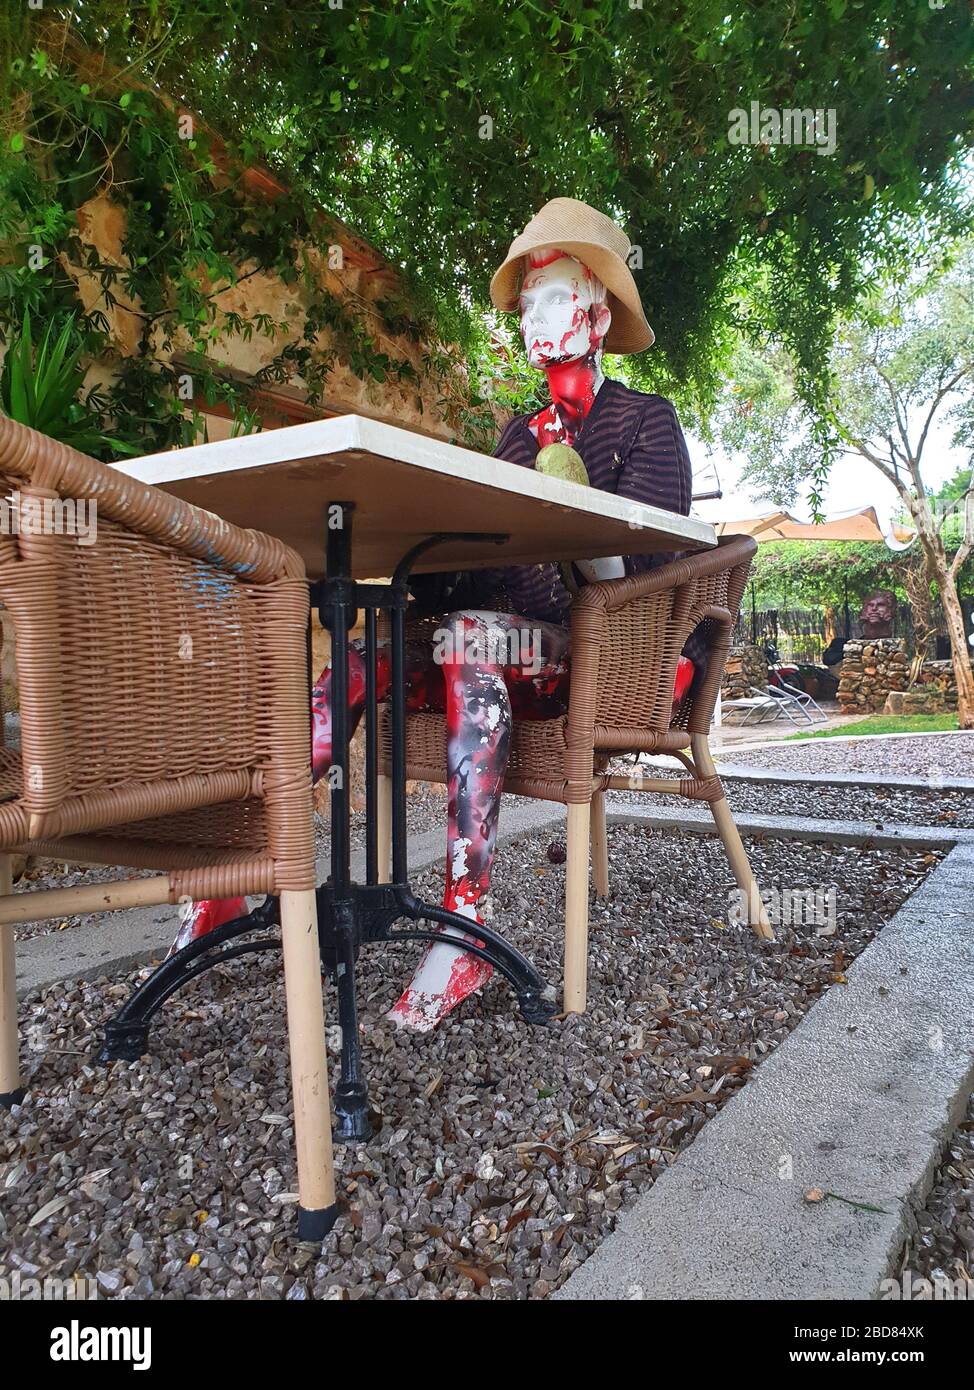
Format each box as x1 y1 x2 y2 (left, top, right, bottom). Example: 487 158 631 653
688 413 968 531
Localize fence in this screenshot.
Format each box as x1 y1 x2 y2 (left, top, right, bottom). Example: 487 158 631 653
732 604 920 665
732 607 827 664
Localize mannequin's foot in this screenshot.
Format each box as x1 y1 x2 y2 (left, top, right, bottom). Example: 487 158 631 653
388 931 493 1032
169 896 248 955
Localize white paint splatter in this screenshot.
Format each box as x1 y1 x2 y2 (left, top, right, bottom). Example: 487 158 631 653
451 836 471 880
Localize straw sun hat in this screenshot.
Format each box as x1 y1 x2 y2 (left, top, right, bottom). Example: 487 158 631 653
489 197 654 355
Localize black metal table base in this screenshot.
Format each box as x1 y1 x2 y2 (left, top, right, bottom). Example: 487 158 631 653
100 883 555 1136
99 897 283 1064
100 501 555 1171
318 880 555 1140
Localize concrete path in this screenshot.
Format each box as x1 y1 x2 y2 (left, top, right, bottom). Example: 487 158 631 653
710 707 859 750
556 840 974 1300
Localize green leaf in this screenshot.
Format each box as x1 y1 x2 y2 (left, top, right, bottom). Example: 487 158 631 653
9 132 24 153
6 344 30 424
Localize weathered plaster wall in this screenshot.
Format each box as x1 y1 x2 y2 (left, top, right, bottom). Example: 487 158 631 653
62 192 465 440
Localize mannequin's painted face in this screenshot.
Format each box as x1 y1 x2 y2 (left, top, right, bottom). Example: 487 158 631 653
518 250 611 369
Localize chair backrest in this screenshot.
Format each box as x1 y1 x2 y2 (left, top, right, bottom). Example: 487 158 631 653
568 534 757 748
0 415 309 847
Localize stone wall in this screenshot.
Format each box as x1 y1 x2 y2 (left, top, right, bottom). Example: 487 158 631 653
839 640 961 716
837 639 907 713
721 643 769 700
884 661 959 716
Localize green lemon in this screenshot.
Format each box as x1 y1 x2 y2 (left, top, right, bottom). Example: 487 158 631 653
534 443 589 486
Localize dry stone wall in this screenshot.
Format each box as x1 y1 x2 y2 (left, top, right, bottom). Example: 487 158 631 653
721 644 769 700
837 639 908 713
884 661 959 715
839 640 960 715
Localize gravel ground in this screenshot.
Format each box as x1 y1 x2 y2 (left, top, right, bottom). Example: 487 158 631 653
1 825 940 1300
898 1093 974 1297
722 782 974 829
722 732 974 780
316 796 446 860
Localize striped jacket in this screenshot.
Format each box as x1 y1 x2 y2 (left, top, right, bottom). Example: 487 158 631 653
469 377 694 622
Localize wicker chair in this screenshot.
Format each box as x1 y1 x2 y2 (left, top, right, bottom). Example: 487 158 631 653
378 533 773 1014
0 415 338 1240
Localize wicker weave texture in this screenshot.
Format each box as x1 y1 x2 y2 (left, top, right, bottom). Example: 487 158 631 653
0 415 316 899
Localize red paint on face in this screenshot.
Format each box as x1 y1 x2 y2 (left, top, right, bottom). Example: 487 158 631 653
556 302 588 356
521 258 609 445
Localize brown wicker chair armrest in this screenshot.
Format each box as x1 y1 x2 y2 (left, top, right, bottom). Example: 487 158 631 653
0 415 301 583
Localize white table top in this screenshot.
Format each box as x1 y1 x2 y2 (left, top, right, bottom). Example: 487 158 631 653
117 414 716 579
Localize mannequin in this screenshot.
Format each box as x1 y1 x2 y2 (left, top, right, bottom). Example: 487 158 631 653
174 199 695 1032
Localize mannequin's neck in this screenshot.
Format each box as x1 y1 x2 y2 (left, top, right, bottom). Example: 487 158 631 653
534 352 604 445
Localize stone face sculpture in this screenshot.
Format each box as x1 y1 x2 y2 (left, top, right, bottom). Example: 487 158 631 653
859 589 896 639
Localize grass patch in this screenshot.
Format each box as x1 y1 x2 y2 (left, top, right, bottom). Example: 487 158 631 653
785 712 959 740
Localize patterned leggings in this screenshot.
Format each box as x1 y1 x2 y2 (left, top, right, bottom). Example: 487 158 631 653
173 611 571 1031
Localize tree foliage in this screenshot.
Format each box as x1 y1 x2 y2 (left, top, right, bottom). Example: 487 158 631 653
721 245 974 512
750 539 905 609
0 1 971 455
716 243 974 720
0 21 476 455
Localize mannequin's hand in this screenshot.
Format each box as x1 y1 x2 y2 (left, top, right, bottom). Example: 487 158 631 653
575 556 625 583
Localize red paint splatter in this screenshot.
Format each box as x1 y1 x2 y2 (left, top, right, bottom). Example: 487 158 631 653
169 896 247 953
672 655 694 707
526 247 568 270
529 350 601 445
